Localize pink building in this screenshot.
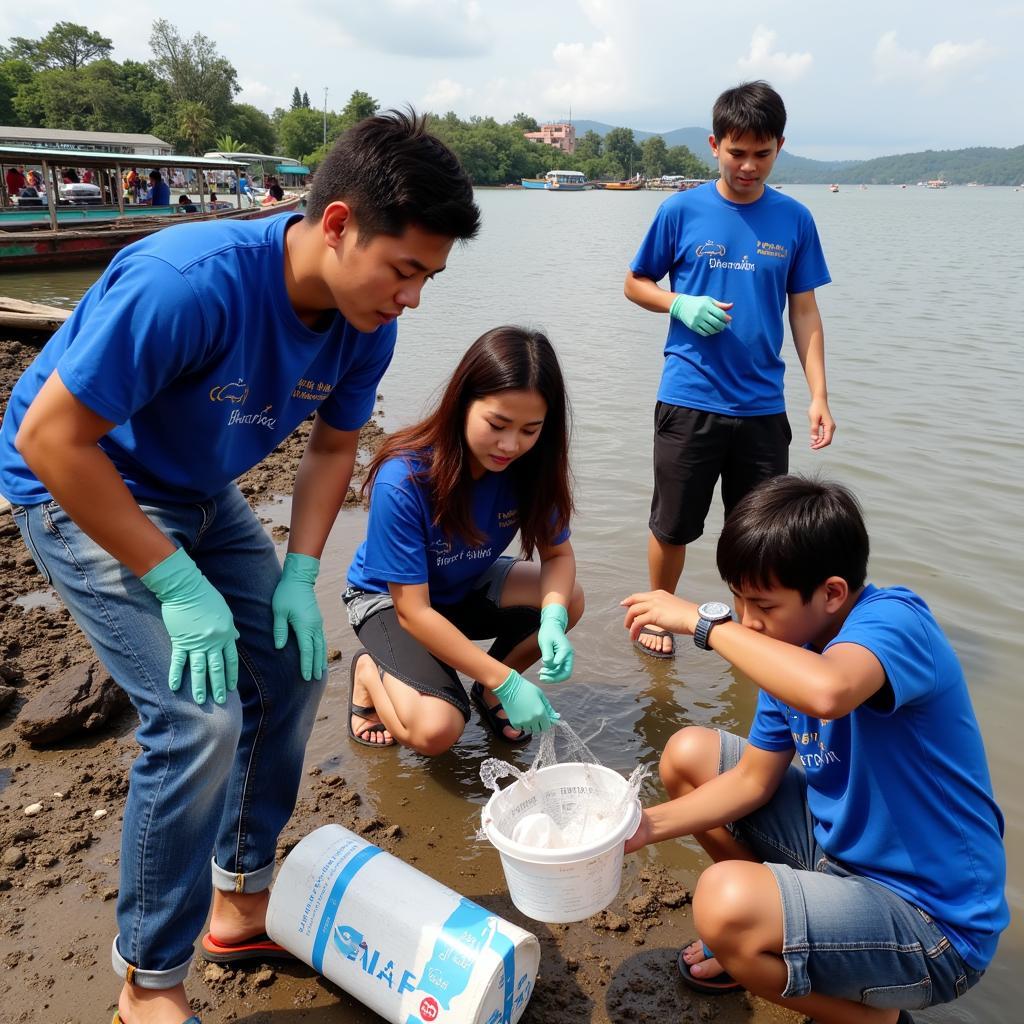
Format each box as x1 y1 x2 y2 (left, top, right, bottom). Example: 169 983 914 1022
523 123 576 155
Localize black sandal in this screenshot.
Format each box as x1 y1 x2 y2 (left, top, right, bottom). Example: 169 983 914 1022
470 681 530 745
348 649 395 748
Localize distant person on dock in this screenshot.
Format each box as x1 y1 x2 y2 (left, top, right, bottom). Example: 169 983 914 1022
145 169 170 206
622 475 1007 1024
0 109 479 1024
344 326 579 751
5 164 26 202
177 194 198 213
624 80 835 659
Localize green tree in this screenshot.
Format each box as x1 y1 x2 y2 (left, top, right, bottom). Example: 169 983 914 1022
2 22 112 71
226 103 276 153
290 86 302 110
276 107 324 160
509 112 539 131
574 130 603 161
302 90 310 109
148 20 239 126
0 59 33 122
665 144 711 178
604 126 641 178
640 135 668 178
175 99 215 154
214 133 246 152
338 89 378 130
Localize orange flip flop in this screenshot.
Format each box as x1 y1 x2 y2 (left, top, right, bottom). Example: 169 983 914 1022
200 931 297 963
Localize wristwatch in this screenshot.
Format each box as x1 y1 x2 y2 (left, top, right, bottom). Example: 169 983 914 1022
694 601 732 650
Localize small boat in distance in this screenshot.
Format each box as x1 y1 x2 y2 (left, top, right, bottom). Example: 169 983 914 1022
520 177 548 189
544 169 589 191
603 179 643 191
926 179 948 189
829 183 840 193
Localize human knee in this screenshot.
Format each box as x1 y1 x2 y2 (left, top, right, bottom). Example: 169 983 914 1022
692 861 762 949
406 716 464 757
660 726 718 795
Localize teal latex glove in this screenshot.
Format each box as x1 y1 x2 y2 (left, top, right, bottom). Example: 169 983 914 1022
537 603 574 684
272 552 326 681
141 547 240 705
494 669 560 733
669 294 732 336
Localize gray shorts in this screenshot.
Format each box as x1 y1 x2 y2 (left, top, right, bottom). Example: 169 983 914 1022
718 730 983 1009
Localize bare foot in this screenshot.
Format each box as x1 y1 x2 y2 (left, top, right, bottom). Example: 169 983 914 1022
480 687 526 742
351 652 394 745
208 888 270 946
637 625 674 655
117 981 194 1024
680 938 726 980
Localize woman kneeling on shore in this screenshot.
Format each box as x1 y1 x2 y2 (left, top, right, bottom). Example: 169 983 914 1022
343 325 582 753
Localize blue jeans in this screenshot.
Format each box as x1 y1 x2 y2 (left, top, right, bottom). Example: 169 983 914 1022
718 731 984 1010
11 486 324 988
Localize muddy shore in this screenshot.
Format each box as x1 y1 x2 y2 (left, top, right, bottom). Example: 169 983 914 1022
0 334 801 1024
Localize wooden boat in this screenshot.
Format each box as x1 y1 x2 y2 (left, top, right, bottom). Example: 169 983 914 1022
0 144 301 271
520 178 548 189
0 295 70 333
603 180 643 191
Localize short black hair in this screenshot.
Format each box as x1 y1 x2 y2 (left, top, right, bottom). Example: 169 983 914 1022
305 108 480 242
712 81 787 143
717 475 869 602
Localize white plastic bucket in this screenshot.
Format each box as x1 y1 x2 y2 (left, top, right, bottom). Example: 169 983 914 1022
480 762 642 924
266 824 540 1024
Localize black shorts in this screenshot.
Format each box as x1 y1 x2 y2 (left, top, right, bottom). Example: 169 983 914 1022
649 401 792 546
342 557 541 720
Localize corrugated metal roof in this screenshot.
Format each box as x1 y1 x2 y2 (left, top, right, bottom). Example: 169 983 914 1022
0 126 171 148
0 144 246 169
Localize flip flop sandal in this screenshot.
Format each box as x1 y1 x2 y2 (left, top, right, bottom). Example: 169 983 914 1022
200 931 297 963
633 624 676 659
348 649 395 748
470 681 531 745
676 943 742 995
112 1014 202 1024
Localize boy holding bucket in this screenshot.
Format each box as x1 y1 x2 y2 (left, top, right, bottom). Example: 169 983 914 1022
621 476 1007 1024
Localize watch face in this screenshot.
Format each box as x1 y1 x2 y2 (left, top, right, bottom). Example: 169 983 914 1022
698 601 731 620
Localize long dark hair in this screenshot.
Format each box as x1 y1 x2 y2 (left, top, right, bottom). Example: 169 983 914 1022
364 326 574 559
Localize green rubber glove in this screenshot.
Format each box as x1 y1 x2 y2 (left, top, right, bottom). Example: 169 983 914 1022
669 294 732 336
272 552 326 681
494 669 560 733
141 547 240 705
537 603 574 684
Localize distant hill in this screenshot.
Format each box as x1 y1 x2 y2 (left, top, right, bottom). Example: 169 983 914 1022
566 120 1022 185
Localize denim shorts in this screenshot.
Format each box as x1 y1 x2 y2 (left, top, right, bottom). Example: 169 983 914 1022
719 730 984 1009
343 556 540 719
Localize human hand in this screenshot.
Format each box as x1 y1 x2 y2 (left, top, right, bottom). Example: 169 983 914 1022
494 669 560 733
141 547 240 704
623 810 655 855
808 397 836 450
272 552 326 680
622 590 699 640
669 294 733 336
537 603 574 684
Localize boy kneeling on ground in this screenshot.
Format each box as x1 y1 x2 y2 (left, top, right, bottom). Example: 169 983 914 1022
622 475 1007 1024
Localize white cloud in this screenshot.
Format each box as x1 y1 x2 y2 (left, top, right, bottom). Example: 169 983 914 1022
422 78 473 110
737 26 813 81
873 31 993 85
542 34 630 112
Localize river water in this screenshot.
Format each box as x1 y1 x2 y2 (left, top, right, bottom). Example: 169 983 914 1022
4 184 1022 1022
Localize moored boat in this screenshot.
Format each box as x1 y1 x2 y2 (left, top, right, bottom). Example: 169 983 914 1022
0 144 301 271
544 170 588 191
603 179 643 191
520 178 548 189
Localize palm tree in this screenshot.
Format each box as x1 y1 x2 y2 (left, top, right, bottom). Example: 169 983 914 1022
214 134 247 153
176 100 214 155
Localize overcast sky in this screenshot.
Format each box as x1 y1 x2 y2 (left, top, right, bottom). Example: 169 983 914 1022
3 1 1022 160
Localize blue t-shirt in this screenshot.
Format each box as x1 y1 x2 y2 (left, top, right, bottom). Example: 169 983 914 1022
0 213 397 504
630 182 830 416
748 585 1008 969
347 455 570 605
147 180 170 206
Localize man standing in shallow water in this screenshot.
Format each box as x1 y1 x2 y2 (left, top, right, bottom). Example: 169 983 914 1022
625 80 836 658
0 110 479 1024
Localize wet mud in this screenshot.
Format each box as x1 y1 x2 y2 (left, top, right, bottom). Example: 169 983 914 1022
0 335 801 1023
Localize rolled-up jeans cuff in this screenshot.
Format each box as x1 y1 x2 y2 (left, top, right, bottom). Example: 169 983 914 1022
764 861 812 998
111 936 191 989
211 855 275 894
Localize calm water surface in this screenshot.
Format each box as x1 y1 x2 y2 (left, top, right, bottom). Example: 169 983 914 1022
8 185 1023 1022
